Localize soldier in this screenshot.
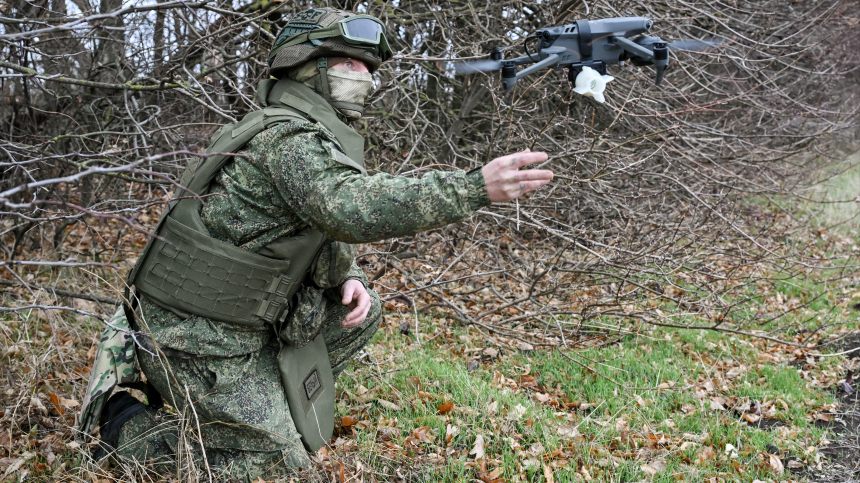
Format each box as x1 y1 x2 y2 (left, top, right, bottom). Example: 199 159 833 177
79 7 553 481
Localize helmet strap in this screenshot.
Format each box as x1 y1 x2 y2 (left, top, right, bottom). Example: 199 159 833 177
316 57 332 100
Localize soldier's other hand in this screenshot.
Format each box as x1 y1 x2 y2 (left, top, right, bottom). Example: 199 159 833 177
482 149 552 203
341 279 371 328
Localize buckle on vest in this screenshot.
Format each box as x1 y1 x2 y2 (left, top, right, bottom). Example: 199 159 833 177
256 275 292 324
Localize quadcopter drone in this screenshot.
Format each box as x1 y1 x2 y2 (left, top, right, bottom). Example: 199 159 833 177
442 17 716 103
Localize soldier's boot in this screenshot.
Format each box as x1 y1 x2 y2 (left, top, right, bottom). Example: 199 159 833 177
93 391 147 461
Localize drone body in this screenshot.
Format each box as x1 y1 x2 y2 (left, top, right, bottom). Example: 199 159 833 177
445 17 714 101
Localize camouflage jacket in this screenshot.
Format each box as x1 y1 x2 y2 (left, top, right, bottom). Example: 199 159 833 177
142 118 490 355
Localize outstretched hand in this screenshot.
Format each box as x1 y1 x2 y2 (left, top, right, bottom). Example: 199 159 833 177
482 149 553 203
341 279 371 328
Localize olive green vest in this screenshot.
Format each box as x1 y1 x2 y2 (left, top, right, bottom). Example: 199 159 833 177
128 78 366 326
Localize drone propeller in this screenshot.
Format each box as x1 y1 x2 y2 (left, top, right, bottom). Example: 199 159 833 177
437 59 504 75
667 38 721 52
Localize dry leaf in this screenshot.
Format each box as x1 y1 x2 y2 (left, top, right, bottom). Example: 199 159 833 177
341 416 357 428
543 464 554 483
470 434 486 460
518 342 535 354
49 393 65 416
698 446 716 464
557 424 580 438
768 453 784 474
641 464 659 477
445 424 459 444
438 402 454 415
411 426 434 444
28 397 46 412
542 448 561 460
2 452 33 477
377 399 401 411
743 413 761 423
519 374 539 389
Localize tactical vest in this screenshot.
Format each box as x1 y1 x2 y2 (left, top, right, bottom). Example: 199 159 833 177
128 78 366 326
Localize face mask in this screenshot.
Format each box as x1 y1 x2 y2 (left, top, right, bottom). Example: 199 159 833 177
325 68 373 121
287 58 373 121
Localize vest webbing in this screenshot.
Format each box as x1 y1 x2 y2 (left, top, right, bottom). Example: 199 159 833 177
128 79 366 327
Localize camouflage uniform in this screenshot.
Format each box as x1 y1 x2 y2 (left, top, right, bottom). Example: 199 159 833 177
114 119 490 480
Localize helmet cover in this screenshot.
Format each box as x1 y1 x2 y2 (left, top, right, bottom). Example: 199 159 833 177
268 8 389 77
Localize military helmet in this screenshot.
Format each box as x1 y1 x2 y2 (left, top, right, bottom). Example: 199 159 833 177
268 8 392 77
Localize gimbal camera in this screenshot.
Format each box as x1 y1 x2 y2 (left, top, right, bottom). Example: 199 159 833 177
442 17 717 103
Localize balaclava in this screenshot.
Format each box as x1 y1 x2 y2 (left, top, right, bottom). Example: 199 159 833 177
288 57 373 121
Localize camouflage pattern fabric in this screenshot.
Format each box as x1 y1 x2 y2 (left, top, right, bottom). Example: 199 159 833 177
113 108 488 479
79 306 140 437
199 119 490 247
115 292 381 480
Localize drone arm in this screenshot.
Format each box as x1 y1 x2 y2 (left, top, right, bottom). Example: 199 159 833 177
611 36 653 61
516 53 561 78
501 53 560 90
505 54 541 66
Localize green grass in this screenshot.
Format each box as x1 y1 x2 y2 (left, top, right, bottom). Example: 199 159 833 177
808 151 860 234
329 317 843 482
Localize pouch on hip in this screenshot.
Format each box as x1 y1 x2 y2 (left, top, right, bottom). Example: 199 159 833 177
277 334 335 451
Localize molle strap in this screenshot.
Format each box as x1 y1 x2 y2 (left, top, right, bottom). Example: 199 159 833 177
576 19 593 59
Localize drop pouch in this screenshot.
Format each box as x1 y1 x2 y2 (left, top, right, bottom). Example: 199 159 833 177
277 285 334 451
277 333 335 451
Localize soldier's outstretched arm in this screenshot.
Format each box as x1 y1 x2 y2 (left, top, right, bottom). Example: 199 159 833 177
269 122 552 243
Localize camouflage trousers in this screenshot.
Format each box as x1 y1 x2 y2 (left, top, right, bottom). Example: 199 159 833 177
115 289 381 482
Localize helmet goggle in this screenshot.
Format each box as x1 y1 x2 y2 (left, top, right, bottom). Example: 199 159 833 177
272 14 392 63
338 16 385 45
